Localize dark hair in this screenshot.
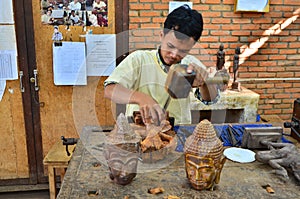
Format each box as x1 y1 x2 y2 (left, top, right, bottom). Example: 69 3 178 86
163 4 203 42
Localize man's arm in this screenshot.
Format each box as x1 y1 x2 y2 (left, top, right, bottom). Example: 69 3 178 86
104 83 166 124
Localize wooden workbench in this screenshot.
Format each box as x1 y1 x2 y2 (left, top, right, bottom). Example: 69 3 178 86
57 126 300 199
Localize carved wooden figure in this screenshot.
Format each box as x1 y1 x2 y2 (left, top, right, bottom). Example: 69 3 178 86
104 113 141 185
255 141 300 182
104 144 140 185
216 44 225 71
215 44 230 91
184 119 226 190
231 47 241 90
233 47 240 83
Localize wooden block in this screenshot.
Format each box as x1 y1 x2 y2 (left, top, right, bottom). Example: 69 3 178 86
43 141 75 164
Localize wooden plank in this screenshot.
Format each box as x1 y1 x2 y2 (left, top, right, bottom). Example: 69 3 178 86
8 81 29 178
0 87 18 178
0 0 31 181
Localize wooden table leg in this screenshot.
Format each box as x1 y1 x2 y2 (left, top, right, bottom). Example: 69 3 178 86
43 141 76 198
60 167 66 182
48 165 56 199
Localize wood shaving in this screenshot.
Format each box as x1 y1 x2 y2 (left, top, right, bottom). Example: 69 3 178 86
164 195 180 199
140 122 175 153
148 187 165 194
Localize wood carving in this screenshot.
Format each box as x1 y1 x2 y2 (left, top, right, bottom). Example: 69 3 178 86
184 119 226 190
136 119 176 163
104 113 141 185
255 141 300 182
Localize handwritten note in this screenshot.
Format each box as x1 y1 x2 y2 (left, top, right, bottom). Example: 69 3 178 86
86 34 116 76
0 26 17 80
0 50 18 80
53 42 87 85
0 26 17 50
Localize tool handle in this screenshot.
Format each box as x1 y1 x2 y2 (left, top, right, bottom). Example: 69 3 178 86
163 96 171 110
205 77 229 84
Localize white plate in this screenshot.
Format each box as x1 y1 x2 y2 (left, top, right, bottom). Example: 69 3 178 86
223 147 256 163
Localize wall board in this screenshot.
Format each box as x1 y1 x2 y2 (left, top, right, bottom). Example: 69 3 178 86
0 80 29 179
32 0 115 168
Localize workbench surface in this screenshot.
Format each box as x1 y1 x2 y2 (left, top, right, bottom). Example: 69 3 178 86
57 127 300 199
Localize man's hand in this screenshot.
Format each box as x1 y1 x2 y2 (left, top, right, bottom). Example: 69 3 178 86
187 63 209 87
105 84 166 125
186 63 219 102
136 93 166 125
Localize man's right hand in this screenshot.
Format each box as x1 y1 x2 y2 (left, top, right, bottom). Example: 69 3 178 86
187 63 209 87
133 92 166 125
104 83 166 125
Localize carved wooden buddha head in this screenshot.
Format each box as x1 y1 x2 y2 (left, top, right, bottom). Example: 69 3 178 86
184 119 226 190
104 113 141 185
104 143 139 185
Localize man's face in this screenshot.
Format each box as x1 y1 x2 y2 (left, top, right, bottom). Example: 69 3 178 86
160 30 195 66
185 154 217 190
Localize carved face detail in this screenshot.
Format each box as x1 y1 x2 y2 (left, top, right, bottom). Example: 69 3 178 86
104 144 139 185
184 119 226 190
185 154 217 190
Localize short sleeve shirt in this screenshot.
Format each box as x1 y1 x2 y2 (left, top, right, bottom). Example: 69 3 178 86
104 49 205 125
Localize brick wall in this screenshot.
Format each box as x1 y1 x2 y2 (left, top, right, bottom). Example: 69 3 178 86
128 0 300 121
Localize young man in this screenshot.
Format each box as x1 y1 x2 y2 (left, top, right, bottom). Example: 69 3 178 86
104 5 219 125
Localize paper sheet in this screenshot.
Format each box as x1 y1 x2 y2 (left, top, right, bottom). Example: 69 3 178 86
0 50 18 80
0 26 17 51
236 0 269 12
53 42 87 85
0 0 14 24
86 34 116 76
0 80 5 101
169 1 193 13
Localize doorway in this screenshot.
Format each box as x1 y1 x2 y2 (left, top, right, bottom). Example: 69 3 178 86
0 0 128 186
